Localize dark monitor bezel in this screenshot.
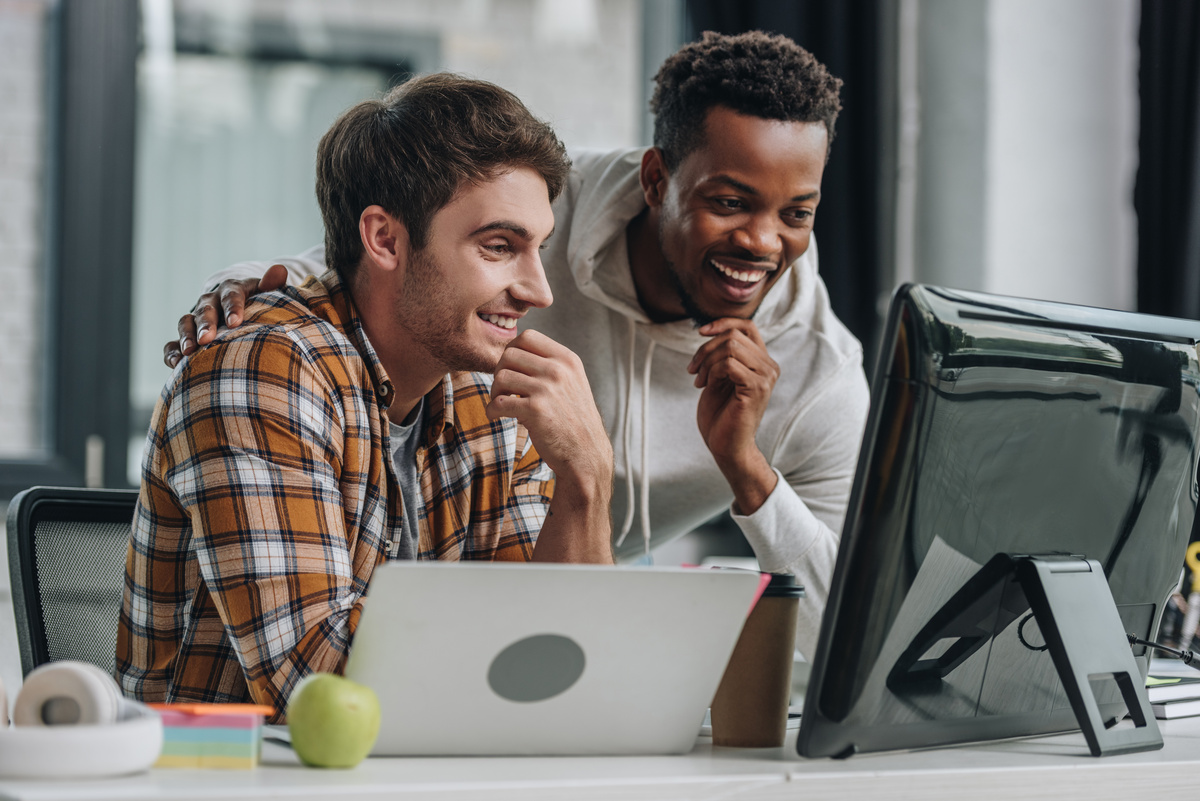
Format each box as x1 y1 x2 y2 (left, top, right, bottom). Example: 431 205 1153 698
797 283 1200 758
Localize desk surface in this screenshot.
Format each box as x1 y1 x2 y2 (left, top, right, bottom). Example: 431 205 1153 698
1 715 1197 801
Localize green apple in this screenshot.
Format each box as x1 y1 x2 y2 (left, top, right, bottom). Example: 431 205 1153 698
286 673 381 768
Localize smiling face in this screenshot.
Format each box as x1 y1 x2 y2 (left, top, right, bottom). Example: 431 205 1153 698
392 167 556 373
633 106 829 325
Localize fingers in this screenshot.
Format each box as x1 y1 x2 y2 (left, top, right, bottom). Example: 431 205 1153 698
190 290 225 347
495 331 581 382
219 278 259 327
260 263 288 292
165 268 286 368
688 318 768 376
505 328 571 361
487 344 571 423
173 306 205 365
698 353 763 392
486 336 612 490
689 328 780 389
697 317 767 345
487 332 596 435
491 365 544 399
485 392 537 422
495 343 555 380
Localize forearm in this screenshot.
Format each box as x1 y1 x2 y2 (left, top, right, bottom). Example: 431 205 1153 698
715 447 780 516
225 591 361 713
532 473 614 564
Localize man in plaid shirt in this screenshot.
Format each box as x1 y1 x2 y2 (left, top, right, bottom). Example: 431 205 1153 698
116 74 615 719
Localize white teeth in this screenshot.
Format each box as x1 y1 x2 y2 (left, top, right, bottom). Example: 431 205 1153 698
482 313 517 329
710 260 767 284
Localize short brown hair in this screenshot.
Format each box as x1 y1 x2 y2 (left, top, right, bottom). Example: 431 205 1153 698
651 31 843 171
316 73 571 280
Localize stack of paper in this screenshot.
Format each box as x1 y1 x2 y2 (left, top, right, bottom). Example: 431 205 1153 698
1146 674 1200 720
149 703 275 769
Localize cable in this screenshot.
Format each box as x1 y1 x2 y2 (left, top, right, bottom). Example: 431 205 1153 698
1017 613 1048 651
1126 633 1200 671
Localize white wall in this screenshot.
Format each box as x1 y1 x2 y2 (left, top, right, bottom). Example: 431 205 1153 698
985 0 1138 310
912 0 1140 311
0 0 49 458
0 0 46 699
176 0 643 151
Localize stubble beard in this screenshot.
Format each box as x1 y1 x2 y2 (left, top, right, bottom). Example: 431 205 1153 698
666 264 717 328
657 214 715 327
396 248 502 374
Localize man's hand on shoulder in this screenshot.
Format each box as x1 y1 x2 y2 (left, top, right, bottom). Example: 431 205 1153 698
487 330 614 563
164 263 289 367
688 317 780 515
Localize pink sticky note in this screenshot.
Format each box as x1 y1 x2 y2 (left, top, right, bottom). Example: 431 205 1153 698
747 572 773 614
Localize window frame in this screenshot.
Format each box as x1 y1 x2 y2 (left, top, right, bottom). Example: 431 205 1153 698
1 0 684 500
0 0 138 500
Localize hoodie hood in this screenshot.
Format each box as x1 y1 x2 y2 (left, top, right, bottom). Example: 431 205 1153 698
563 147 826 356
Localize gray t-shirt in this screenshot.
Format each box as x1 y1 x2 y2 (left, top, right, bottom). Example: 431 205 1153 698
388 399 426 561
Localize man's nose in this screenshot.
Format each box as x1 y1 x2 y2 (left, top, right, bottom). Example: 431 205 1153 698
512 251 554 309
732 214 783 259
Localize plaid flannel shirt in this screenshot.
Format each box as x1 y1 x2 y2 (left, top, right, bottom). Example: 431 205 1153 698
116 271 553 719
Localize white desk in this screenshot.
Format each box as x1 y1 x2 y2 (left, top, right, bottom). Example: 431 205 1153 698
1 717 1197 801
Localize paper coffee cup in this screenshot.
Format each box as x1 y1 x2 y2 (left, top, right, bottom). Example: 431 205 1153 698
710 573 802 747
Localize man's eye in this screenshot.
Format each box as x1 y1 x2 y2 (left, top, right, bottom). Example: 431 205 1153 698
484 242 511 254
785 208 813 225
714 198 744 211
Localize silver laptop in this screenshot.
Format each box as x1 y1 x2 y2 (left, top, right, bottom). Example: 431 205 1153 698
343 562 763 756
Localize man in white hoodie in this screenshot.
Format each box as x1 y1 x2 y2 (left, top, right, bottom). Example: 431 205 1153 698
164 31 869 657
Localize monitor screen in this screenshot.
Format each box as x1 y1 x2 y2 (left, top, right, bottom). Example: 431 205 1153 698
798 284 1200 758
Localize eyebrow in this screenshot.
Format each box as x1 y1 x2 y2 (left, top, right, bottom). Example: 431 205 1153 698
708 174 820 203
469 221 556 244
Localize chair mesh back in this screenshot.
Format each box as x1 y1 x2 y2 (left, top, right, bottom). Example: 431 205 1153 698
34 518 130 675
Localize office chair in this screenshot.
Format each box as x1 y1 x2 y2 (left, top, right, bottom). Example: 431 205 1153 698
6 486 138 677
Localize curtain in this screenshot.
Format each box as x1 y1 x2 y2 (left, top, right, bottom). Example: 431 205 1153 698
1136 1 1200 320
1137 2 1200 554
684 0 883 350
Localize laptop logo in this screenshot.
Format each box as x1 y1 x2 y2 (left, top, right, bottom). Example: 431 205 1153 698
487 634 586 703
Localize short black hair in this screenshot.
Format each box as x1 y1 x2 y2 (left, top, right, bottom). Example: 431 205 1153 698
316 73 570 281
650 30 843 171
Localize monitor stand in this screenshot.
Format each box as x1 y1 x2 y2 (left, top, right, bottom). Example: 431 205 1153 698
886 553 1161 757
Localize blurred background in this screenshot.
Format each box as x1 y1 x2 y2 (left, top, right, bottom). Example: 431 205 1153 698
4 0 1178 501
3 0 1199 575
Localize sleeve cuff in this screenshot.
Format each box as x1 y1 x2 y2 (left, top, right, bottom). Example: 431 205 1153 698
729 467 840 661
729 467 824 574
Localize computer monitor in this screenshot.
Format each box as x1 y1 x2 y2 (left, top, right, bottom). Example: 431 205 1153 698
798 284 1200 758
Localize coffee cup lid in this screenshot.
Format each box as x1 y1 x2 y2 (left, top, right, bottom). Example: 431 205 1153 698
762 573 805 598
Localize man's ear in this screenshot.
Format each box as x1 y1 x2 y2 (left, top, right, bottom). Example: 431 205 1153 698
359 205 411 274
639 148 670 209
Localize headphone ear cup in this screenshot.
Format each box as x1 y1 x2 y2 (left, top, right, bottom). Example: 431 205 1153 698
12 661 123 727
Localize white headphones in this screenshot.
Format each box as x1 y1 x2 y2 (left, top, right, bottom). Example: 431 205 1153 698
0 660 163 780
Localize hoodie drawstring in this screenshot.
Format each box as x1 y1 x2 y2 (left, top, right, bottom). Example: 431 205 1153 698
615 318 637 546
637 337 655 556
614 317 656 557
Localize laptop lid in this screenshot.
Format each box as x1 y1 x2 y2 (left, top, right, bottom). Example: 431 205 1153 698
343 562 762 756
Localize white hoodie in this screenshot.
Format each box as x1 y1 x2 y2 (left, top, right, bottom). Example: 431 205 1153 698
208 148 870 657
